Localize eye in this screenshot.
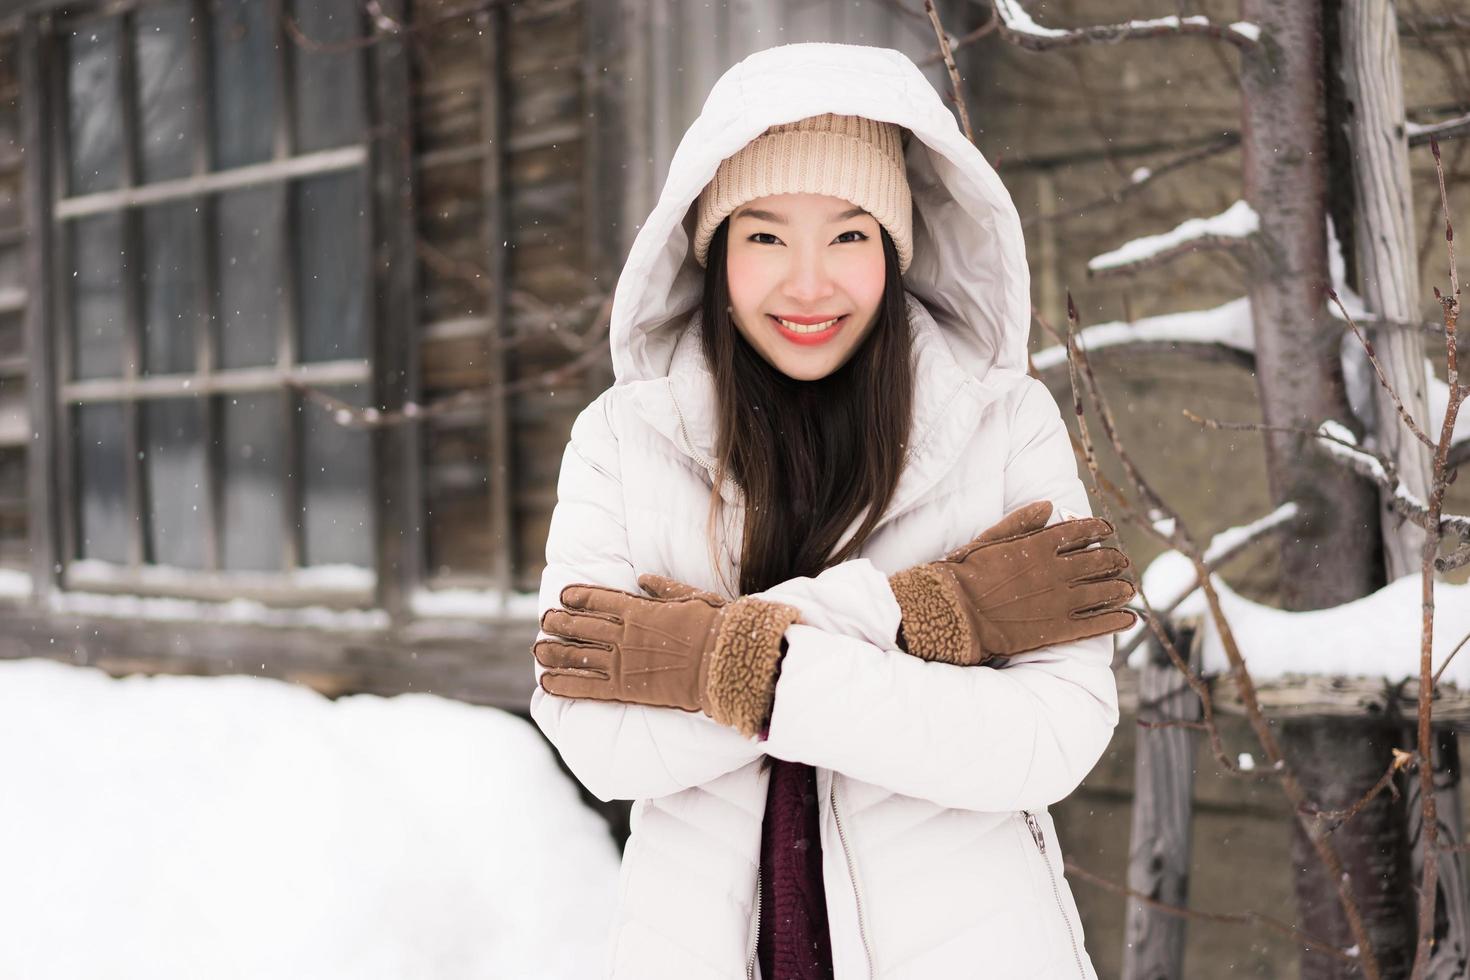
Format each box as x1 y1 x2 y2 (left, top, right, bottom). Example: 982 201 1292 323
835 230 869 244
748 232 781 245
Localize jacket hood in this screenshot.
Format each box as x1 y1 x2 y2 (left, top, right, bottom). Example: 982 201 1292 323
608 41 1032 386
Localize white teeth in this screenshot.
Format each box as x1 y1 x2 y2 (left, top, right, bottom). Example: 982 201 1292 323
774 316 842 334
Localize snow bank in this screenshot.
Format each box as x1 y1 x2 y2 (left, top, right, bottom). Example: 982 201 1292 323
0 659 619 979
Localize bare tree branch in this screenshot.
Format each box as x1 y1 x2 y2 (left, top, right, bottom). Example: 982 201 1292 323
1409 111 1470 146
1304 749 1417 838
1062 294 1385 977
1064 860 1362 964
1019 132 1241 229
1411 133 1467 977
923 0 974 142
1433 629 1470 689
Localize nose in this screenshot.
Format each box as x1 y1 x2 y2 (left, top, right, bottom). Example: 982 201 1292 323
781 247 837 306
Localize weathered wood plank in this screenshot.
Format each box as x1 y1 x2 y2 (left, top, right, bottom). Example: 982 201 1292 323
0 598 538 712
1402 726 1470 980
1124 626 1202 980
1212 673 1470 726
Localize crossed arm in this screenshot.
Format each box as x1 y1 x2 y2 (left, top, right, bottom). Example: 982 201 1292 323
530 381 1125 811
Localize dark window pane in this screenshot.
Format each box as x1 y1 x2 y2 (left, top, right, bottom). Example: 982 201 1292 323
211 0 278 169
220 393 284 571
291 0 365 153
296 172 366 362
67 19 123 195
143 399 206 568
135 1 198 183
71 212 126 380
75 403 129 563
215 186 282 369
141 201 201 375
300 385 371 568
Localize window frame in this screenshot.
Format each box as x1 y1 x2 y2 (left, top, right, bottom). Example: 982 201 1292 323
26 0 421 611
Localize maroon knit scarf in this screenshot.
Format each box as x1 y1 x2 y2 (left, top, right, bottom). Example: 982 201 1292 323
756 757 835 979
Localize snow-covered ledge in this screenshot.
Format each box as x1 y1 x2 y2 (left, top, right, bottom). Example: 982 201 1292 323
1126 546 1470 723
0 568 33 601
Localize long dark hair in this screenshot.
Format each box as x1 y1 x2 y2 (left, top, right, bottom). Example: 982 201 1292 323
699 216 915 596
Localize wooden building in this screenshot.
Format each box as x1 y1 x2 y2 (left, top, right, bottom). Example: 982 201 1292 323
8 2 1470 975
0 0 965 710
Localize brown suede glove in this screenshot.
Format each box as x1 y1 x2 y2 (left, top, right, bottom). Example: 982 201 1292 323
534 581 801 738
888 501 1136 666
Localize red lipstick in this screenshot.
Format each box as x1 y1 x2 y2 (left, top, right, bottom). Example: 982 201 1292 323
769 314 847 347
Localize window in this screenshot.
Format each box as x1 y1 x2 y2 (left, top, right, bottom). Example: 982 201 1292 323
52 0 379 600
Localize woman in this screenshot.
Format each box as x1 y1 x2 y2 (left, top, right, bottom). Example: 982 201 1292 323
530 42 1136 980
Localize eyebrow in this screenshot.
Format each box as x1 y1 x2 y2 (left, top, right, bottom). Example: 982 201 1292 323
732 206 867 224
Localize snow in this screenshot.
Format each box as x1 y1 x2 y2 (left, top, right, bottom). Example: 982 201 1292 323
1406 111 1470 139
993 2 1258 44
1120 503 1297 650
1314 420 1436 517
9 565 548 628
993 0 1068 37
1031 296 1254 373
411 587 541 621
0 658 619 979
1087 200 1257 273
0 567 32 598
47 589 392 632
1227 21 1260 43
1129 493 1470 683
1203 502 1300 563
1143 557 1470 685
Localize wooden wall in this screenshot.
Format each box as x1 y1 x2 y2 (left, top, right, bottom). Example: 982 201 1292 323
409 0 612 596
0 25 27 571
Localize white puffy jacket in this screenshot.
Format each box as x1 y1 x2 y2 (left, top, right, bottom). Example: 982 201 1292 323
531 41 1117 980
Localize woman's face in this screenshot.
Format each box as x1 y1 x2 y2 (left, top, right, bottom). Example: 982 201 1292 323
725 192 887 381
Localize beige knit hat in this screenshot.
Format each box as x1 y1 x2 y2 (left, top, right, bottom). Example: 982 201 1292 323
693 112 913 274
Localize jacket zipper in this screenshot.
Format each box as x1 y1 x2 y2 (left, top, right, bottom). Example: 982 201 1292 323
1023 811 1085 977
668 380 723 487
832 777 876 979
745 868 762 980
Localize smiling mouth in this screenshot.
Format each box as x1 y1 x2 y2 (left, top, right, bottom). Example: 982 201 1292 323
769 314 847 346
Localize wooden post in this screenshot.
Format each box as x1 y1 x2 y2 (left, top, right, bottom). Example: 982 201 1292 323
368 0 423 622
1334 4 1468 970
1123 622 1201 980
1400 726 1470 979
1334 0 1433 582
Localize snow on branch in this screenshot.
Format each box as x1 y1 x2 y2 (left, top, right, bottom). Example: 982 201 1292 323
1088 200 1259 279
1407 111 1470 147
1312 421 1470 545
993 0 1259 51
1031 296 1254 374
1119 502 1300 659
